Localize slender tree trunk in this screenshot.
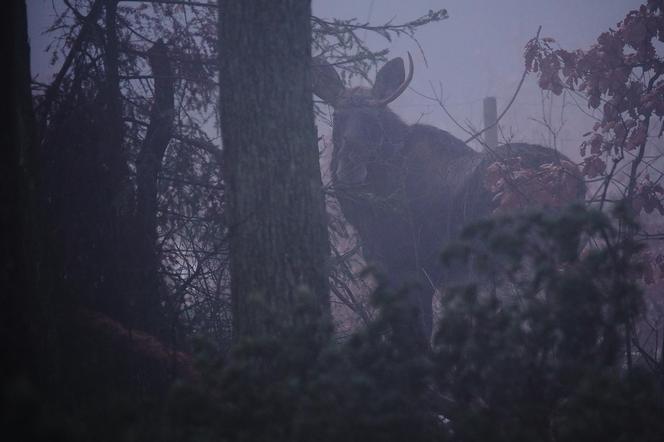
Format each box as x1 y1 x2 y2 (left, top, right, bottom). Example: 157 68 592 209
135 39 174 337
218 0 330 338
94 0 133 323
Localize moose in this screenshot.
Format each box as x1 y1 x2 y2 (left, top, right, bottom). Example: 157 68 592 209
313 54 585 345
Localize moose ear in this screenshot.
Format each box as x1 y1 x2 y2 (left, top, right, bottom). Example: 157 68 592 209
372 57 405 100
312 57 344 105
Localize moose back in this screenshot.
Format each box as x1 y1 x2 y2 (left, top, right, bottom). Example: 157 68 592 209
313 55 585 344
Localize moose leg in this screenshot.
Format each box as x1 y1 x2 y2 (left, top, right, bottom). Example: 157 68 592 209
402 283 434 350
384 267 434 350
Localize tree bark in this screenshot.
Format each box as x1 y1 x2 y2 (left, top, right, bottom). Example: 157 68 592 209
218 0 330 338
91 0 133 323
135 39 175 337
1 0 41 380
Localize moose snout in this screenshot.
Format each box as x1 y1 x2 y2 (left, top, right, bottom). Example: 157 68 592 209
335 151 368 186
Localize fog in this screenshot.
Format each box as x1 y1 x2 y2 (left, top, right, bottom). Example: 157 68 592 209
311 0 643 157
29 1 642 158
11 1 663 440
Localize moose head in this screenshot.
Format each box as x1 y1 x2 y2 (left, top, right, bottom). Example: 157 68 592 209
313 54 415 189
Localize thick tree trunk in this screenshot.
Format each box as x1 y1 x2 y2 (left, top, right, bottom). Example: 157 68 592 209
218 0 330 338
1 0 41 381
135 39 174 337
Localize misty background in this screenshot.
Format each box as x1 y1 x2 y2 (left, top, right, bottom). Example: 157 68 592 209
7 2 664 440
28 0 642 159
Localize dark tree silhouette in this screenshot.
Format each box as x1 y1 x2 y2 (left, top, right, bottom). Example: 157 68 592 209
2 0 41 383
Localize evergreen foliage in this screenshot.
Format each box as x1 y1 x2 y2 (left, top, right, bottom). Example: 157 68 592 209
165 205 664 442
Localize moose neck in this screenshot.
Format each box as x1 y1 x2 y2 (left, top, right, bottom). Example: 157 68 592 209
366 108 410 196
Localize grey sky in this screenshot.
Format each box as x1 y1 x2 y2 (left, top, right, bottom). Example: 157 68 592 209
27 0 644 156
312 0 643 156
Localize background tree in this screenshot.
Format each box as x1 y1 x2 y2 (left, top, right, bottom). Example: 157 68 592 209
525 0 664 376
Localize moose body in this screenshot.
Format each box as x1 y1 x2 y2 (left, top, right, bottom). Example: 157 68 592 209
314 55 584 343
